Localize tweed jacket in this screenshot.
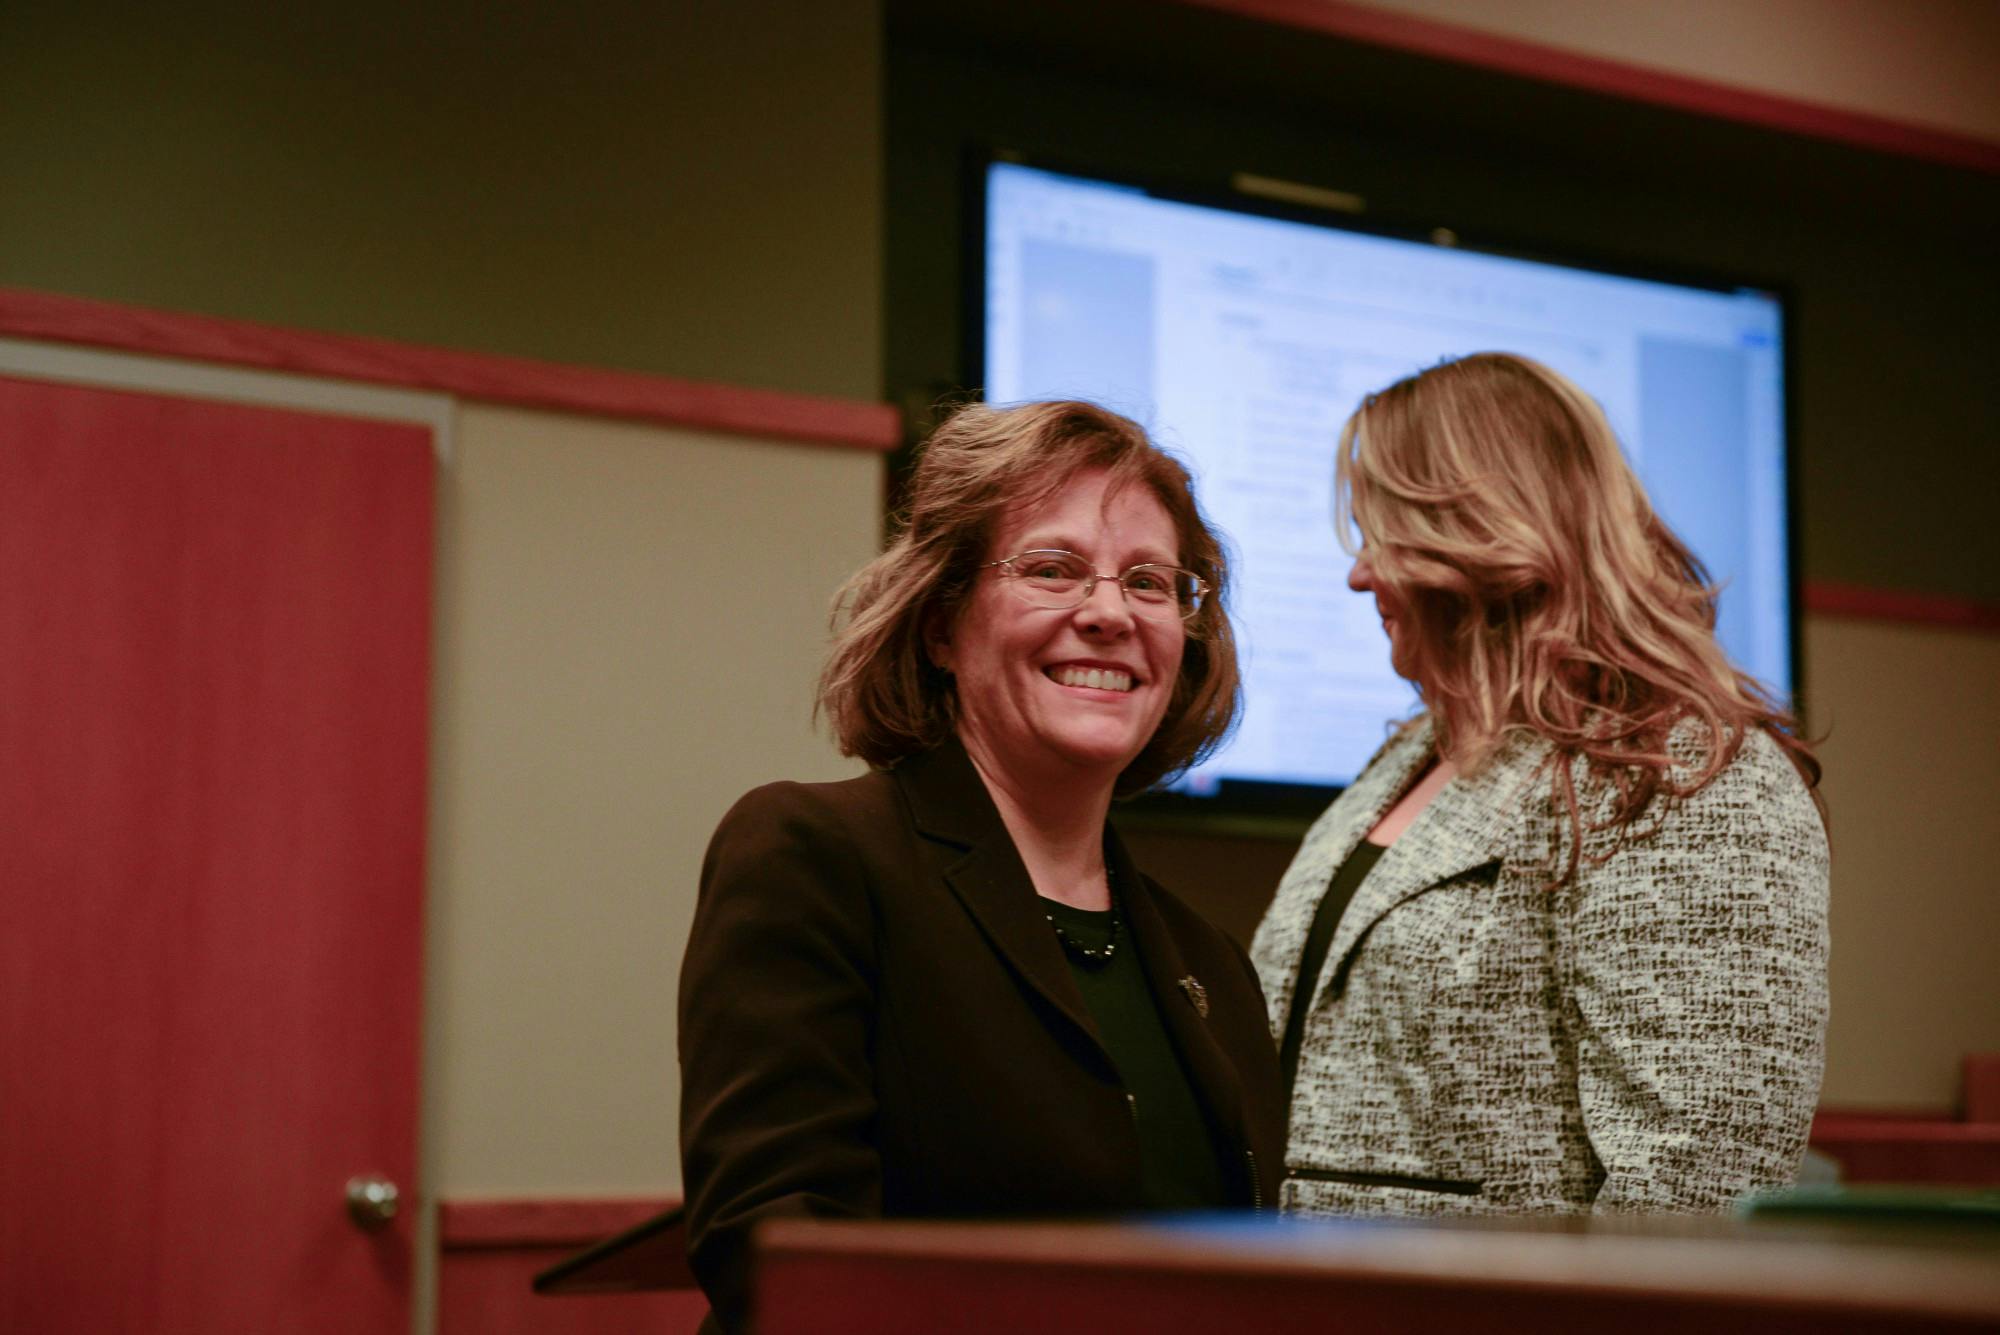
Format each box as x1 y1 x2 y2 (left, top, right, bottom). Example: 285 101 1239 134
1252 715 1828 1217
680 739 1286 1332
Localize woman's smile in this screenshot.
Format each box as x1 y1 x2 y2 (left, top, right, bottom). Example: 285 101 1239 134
1044 660 1138 693
935 467 1185 793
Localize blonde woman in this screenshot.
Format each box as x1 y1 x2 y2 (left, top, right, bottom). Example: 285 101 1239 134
1255 352 1828 1216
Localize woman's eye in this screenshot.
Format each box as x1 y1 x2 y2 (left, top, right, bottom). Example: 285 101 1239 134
1027 560 1073 581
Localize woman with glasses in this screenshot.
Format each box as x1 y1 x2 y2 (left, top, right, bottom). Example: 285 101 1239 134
678 400 1285 1332
1255 353 1828 1218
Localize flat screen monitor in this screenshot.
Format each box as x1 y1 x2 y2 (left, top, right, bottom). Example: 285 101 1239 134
978 158 1795 817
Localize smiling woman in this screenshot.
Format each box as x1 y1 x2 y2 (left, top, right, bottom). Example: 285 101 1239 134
677 400 1286 1333
932 468 1188 849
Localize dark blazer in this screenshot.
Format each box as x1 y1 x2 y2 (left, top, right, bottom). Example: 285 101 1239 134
678 740 1285 1332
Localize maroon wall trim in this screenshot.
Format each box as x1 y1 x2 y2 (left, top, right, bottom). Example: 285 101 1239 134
0 287 900 452
438 1197 680 1250
1177 0 2000 175
436 1198 703 1335
1802 582 2000 635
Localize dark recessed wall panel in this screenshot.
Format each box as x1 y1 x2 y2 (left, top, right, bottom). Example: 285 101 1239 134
0 0 883 400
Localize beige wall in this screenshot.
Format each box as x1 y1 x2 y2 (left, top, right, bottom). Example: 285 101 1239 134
424 404 880 1202
1807 614 2000 1107
1349 0 2000 142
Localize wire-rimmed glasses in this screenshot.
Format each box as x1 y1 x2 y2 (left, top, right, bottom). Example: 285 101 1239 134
982 549 1208 621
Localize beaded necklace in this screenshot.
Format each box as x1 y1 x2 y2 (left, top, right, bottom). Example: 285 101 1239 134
1046 865 1121 966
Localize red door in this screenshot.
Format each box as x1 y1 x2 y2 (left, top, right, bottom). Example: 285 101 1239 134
0 376 434 1332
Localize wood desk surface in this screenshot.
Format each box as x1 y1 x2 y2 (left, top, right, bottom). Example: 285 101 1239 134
757 1211 2000 1333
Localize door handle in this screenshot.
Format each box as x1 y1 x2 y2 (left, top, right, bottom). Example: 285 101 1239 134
345 1175 400 1231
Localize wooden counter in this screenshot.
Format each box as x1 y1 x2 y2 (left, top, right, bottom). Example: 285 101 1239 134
757 1210 2000 1333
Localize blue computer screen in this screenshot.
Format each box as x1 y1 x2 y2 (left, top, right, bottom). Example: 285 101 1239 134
983 161 1793 793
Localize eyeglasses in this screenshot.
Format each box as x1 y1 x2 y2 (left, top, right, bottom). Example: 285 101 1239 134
982 549 1209 621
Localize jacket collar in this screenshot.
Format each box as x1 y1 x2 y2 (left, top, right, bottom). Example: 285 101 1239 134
893 738 1249 1148
1268 716 1555 1018
893 737 1107 1056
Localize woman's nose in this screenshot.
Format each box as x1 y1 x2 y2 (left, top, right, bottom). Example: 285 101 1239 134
1347 555 1373 593
1075 575 1136 633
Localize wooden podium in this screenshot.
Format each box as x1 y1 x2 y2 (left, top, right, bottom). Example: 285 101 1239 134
753 1205 2000 1334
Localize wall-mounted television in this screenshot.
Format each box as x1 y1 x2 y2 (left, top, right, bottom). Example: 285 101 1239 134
977 156 1797 822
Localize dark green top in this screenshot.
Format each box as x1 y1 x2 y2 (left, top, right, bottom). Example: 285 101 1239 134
1044 897 1228 1210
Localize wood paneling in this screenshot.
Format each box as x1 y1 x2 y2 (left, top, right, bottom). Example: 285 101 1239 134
0 376 433 1331
440 1250 709 1335
758 1216 2000 1333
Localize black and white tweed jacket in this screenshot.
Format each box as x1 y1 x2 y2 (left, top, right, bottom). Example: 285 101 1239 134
1252 715 1829 1216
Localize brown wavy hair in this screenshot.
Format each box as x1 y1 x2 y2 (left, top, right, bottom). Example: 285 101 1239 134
1336 353 1821 871
817 399 1241 797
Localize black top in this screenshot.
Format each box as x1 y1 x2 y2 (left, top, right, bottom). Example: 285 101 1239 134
1046 897 1228 1209
1277 838 1388 1120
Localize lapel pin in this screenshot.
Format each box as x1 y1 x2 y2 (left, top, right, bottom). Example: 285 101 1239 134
1178 975 1209 1017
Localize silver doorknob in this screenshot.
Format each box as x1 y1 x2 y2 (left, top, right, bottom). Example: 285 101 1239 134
345 1175 400 1231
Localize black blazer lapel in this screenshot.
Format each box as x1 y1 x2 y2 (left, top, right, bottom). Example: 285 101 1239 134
894 742 1106 1058
1112 831 1250 1154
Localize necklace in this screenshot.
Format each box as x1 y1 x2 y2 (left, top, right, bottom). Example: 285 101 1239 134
1046 867 1121 966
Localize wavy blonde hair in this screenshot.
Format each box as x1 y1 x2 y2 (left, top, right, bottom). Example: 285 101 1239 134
818 400 1241 796
1336 353 1820 870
